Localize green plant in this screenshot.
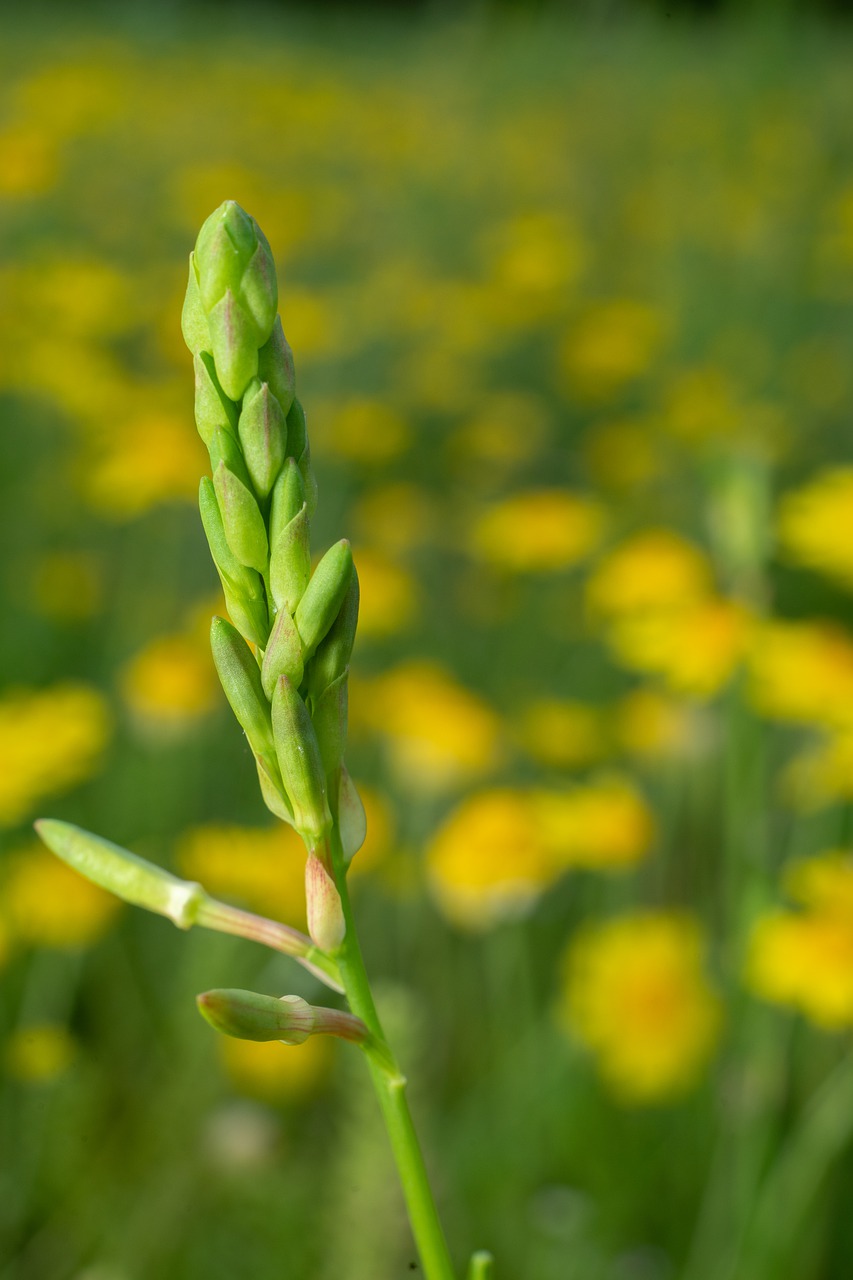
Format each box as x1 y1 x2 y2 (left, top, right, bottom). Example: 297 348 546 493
36 201 492 1280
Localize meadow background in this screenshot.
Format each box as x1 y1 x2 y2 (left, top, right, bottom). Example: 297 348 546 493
3 5 853 1278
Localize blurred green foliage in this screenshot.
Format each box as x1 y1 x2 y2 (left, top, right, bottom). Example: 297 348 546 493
4 8 853 1280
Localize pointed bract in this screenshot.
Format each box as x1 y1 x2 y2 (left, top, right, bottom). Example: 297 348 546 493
271 676 331 847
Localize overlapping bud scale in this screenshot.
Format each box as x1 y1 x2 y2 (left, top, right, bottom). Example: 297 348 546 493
183 201 364 951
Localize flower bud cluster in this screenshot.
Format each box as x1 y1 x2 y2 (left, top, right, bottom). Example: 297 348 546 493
183 202 366 951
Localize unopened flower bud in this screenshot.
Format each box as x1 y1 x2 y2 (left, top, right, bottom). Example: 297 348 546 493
270 503 310 616
207 288 259 401
313 669 348 777
35 820 204 929
210 617 275 761
257 316 296 417
180 252 209 356
305 853 346 953
261 606 304 699
197 989 316 1045
295 540 354 661
213 461 269 573
194 352 237 448
198 478 268 648
306 564 359 696
269 458 306 546
271 676 331 847
337 766 367 865
238 379 287 500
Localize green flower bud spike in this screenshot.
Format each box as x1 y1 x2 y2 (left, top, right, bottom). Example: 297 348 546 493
35 199 482 1280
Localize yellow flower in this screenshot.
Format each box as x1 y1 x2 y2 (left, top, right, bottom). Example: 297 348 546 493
608 598 749 699
83 411 206 518
5 1024 77 1084
358 661 504 793
312 397 411 464
219 1034 334 1103
0 683 112 827
426 789 559 931
777 469 853 588
484 212 586 300
447 391 551 479
586 529 712 619
426 777 652 931
469 489 605 574
560 300 667 402
559 912 722 1103
351 483 437 554
176 825 307 927
5 844 120 949
530 776 655 870
513 699 610 769
0 125 58 197
783 729 853 810
120 633 218 737
747 620 853 729
351 548 420 638
615 689 697 760
746 853 853 1028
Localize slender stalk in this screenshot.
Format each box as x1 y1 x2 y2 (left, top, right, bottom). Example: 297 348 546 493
326 824 457 1280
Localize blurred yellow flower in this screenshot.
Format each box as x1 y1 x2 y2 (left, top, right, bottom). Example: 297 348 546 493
747 620 853 729
514 699 610 769
586 529 712 619
219 1034 334 1104
777 469 853 588
615 688 697 760
783 729 853 810
351 548 420 639
470 489 605 574
0 683 111 826
351 483 436 554
560 300 667 402
484 212 586 299
746 853 853 1028
426 789 559 930
559 912 722 1102
447 391 551 480
5 844 120 949
313 397 411 465
359 661 504 793
84 412 205 518
426 777 652 930
120 633 218 737
609 598 749 699
5 1024 77 1084
0 125 58 197
531 776 655 870
176 825 306 927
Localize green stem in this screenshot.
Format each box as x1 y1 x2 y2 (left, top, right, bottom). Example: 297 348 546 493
327 824 457 1280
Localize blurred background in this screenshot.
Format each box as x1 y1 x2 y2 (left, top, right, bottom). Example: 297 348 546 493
3 3 853 1278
